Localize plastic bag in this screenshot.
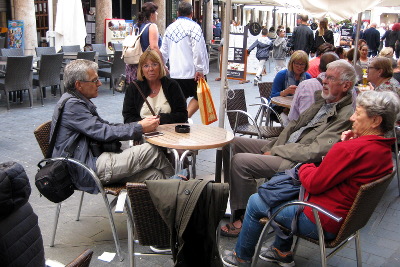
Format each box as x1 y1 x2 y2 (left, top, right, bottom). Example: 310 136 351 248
197 78 217 125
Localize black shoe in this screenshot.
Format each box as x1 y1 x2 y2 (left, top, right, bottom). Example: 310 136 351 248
259 246 295 267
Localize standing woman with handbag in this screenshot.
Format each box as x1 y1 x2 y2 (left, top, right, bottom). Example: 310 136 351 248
311 19 334 56
125 2 162 84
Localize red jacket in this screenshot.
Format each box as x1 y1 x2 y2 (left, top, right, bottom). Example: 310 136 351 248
299 135 394 234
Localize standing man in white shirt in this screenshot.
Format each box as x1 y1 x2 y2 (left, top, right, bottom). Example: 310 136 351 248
161 1 209 118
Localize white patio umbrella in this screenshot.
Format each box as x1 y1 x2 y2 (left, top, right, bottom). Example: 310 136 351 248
54 0 87 52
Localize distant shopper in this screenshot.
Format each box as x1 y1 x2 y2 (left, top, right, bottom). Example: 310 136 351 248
363 23 380 57
311 18 334 55
161 1 209 118
248 28 273 85
273 28 288 73
292 14 314 55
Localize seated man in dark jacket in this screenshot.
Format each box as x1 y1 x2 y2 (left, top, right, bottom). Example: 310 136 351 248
51 59 174 194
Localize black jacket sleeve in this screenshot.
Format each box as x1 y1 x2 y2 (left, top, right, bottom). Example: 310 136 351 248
159 77 188 124
122 82 145 124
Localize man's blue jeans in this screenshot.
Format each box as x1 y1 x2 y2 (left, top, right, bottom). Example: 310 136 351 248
234 193 336 261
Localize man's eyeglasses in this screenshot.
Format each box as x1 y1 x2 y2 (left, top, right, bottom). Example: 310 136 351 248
143 63 159 69
80 79 100 84
325 76 342 83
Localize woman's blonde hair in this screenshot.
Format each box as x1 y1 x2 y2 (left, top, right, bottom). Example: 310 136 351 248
137 49 165 81
379 47 394 58
288 50 309 72
318 19 328 36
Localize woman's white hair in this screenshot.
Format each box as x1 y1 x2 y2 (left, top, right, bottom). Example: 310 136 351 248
357 90 400 133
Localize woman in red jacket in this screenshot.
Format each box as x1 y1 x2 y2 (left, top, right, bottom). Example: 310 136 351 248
223 90 399 267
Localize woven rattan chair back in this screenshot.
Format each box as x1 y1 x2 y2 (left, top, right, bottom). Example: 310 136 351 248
34 121 51 157
35 46 56 57
126 183 170 247
226 89 250 130
0 37 5 49
37 53 64 87
258 82 273 99
65 248 93 267
61 45 81 52
77 51 96 61
1 48 23 56
91 44 108 56
112 42 123 51
326 172 394 247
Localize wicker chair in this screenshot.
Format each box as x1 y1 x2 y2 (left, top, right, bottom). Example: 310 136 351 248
33 121 126 261
251 172 395 267
393 126 400 196
98 50 125 95
0 56 33 110
77 51 96 61
126 183 171 267
92 44 111 69
226 89 284 139
61 45 81 52
35 46 56 57
1 48 24 56
254 82 277 127
65 248 94 267
33 53 64 101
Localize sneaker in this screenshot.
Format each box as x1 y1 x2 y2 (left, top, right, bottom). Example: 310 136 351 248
149 245 171 254
222 251 251 267
259 246 295 267
254 77 259 86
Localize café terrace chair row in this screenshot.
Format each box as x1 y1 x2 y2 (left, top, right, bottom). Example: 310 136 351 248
0 44 123 110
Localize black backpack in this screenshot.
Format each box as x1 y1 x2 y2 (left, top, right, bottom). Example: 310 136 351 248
35 97 79 203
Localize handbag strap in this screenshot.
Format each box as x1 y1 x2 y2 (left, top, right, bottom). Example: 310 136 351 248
131 81 156 116
46 97 81 158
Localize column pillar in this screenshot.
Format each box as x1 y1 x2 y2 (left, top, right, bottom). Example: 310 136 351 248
205 0 213 41
153 0 166 35
12 0 37 56
95 0 112 44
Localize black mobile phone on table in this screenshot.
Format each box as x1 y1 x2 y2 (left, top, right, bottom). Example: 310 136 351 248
143 131 164 138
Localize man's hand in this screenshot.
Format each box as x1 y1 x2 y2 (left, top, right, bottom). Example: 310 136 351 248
194 71 204 81
263 151 271 155
138 116 160 133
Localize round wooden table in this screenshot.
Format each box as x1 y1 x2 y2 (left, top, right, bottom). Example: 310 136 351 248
271 95 293 108
145 123 234 176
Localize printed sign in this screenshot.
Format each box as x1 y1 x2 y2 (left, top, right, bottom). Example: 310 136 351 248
8 20 24 49
227 25 248 80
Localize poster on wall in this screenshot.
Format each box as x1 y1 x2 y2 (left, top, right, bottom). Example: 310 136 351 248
227 25 248 80
8 20 24 49
104 19 127 54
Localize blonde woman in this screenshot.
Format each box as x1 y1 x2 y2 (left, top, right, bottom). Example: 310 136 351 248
311 19 334 55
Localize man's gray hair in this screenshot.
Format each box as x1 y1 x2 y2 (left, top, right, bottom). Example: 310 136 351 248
326 59 357 87
178 1 192 17
64 59 98 91
357 90 400 133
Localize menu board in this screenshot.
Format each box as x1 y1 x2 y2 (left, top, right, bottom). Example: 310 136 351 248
227 25 248 80
104 19 127 54
8 20 24 49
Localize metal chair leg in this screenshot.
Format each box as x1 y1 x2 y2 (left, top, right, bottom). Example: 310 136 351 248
50 202 62 247
101 191 124 261
76 191 85 221
355 230 362 267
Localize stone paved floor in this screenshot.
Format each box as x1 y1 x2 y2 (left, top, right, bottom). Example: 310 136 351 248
0 60 399 266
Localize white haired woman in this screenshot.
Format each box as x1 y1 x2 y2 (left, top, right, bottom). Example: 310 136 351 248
223 90 400 267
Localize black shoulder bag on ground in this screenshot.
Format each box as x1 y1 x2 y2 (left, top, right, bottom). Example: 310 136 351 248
35 97 80 203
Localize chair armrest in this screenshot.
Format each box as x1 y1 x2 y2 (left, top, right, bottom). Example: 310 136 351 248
249 103 284 127
98 59 112 65
0 69 5 75
227 110 261 138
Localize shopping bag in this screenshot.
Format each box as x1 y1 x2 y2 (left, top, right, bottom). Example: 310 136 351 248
197 78 217 125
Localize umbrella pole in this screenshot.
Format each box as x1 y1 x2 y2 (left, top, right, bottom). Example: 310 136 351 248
215 0 232 183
